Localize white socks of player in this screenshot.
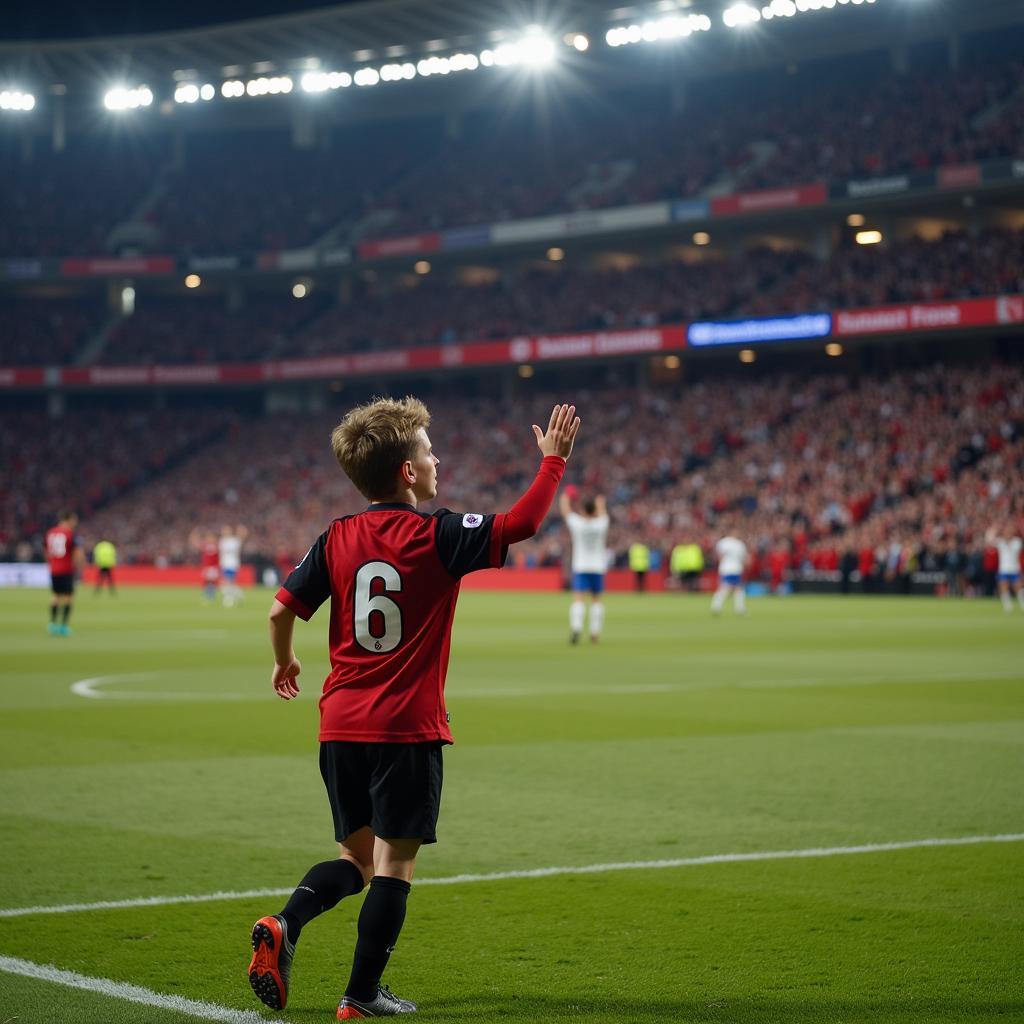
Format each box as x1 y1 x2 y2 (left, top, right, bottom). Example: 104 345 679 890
570 600 585 635
711 586 746 615
588 602 604 639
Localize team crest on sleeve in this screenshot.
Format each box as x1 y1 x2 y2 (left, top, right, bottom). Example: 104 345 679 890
462 513 483 528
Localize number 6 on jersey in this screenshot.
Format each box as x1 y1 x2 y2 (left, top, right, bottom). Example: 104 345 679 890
354 561 403 653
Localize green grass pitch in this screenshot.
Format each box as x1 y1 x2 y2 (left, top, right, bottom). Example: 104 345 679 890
1 586 1022 1023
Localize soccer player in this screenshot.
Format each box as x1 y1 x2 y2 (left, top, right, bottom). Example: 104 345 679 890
986 523 1023 612
92 538 117 595
559 491 610 644
218 525 247 607
45 511 83 636
710 528 749 616
247 398 580 1018
189 529 221 602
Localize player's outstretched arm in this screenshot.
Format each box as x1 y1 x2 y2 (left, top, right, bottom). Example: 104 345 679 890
595 495 607 518
268 598 301 700
558 491 572 519
500 404 581 546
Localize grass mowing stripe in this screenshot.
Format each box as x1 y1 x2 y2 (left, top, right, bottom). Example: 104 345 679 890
3 832 1021 919
0 954 286 1023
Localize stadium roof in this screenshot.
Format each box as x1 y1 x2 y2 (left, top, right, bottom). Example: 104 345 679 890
1 0 1021 127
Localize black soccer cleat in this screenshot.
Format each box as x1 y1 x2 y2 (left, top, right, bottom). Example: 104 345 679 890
570 631 580 645
338 983 418 1018
248 914 295 1010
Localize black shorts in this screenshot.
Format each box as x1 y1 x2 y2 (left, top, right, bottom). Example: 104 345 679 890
51 573 75 596
319 741 444 845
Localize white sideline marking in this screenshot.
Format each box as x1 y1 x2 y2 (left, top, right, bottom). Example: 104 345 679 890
0 954 286 1023
2 833 1021 920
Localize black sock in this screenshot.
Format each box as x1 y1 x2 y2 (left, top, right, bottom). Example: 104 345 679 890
279 858 365 942
50 604 57 623
61 604 71 625
345 876 411 1002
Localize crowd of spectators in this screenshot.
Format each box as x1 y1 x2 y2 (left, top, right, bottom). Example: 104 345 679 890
0 298 103 365
0 137 162 258
3 226 1022 367
290 227 1024 358
99 294 326 365
15 359 1018 601
1 52 1022 260
0 409 230 559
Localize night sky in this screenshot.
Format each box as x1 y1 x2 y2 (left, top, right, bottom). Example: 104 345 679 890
2 1 364 41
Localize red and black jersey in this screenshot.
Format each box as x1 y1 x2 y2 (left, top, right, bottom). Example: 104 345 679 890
276 505 508 744
45 526 77 576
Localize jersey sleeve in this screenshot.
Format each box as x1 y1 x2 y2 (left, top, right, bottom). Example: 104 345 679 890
433 509 507 578
276 529 331 620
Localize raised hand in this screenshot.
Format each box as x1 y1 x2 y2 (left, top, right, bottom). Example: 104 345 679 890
532 403 581 461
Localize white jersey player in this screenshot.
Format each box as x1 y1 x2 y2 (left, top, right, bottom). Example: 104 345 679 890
218 525 248 607
986 524 1023 613
559 490 610 644
711 532 749 616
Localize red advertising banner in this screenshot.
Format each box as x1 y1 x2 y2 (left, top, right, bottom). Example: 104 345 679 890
356 233 442 261
937 164 982 189
711 183 827 217
60 256 176 277
0 367 46 387
833 296 1021 337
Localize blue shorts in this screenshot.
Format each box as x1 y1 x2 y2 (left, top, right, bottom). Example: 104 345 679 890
997 573 1019 584
221 567 238 583
572 572 605 595
721 574 742 587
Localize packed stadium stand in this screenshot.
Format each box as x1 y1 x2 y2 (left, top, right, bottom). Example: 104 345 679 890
4 227 1022 367
4 359 1018 597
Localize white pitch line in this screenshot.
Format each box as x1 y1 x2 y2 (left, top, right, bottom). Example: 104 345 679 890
0 954 288 1024
70 674 257 702
2 833 1021 920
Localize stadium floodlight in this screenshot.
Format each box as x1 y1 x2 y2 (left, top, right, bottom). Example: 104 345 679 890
761 0 797 16
0 89 36 111
174 83 200 104
200 84 215 101
486 27 557 69
222 80 245 98
353 67 381 87
605 14 711 47
380 63 417 82
855 229 883 245
723 3 763 28
104 85 153 111
571 34 589 51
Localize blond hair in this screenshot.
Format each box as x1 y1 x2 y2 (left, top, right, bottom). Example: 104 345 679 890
331 396 431 499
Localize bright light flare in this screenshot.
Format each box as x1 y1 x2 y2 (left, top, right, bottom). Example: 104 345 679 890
0 90 35 111
723 3 763 28
104 85 153 111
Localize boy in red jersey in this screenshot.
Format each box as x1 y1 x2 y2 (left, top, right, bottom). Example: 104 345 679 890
189 529 220 602
45 511 83 636
248 398 580 1019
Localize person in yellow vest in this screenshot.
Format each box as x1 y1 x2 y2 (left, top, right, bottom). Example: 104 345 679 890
671 541 704 592
628 541 651 593
93 539 117 595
